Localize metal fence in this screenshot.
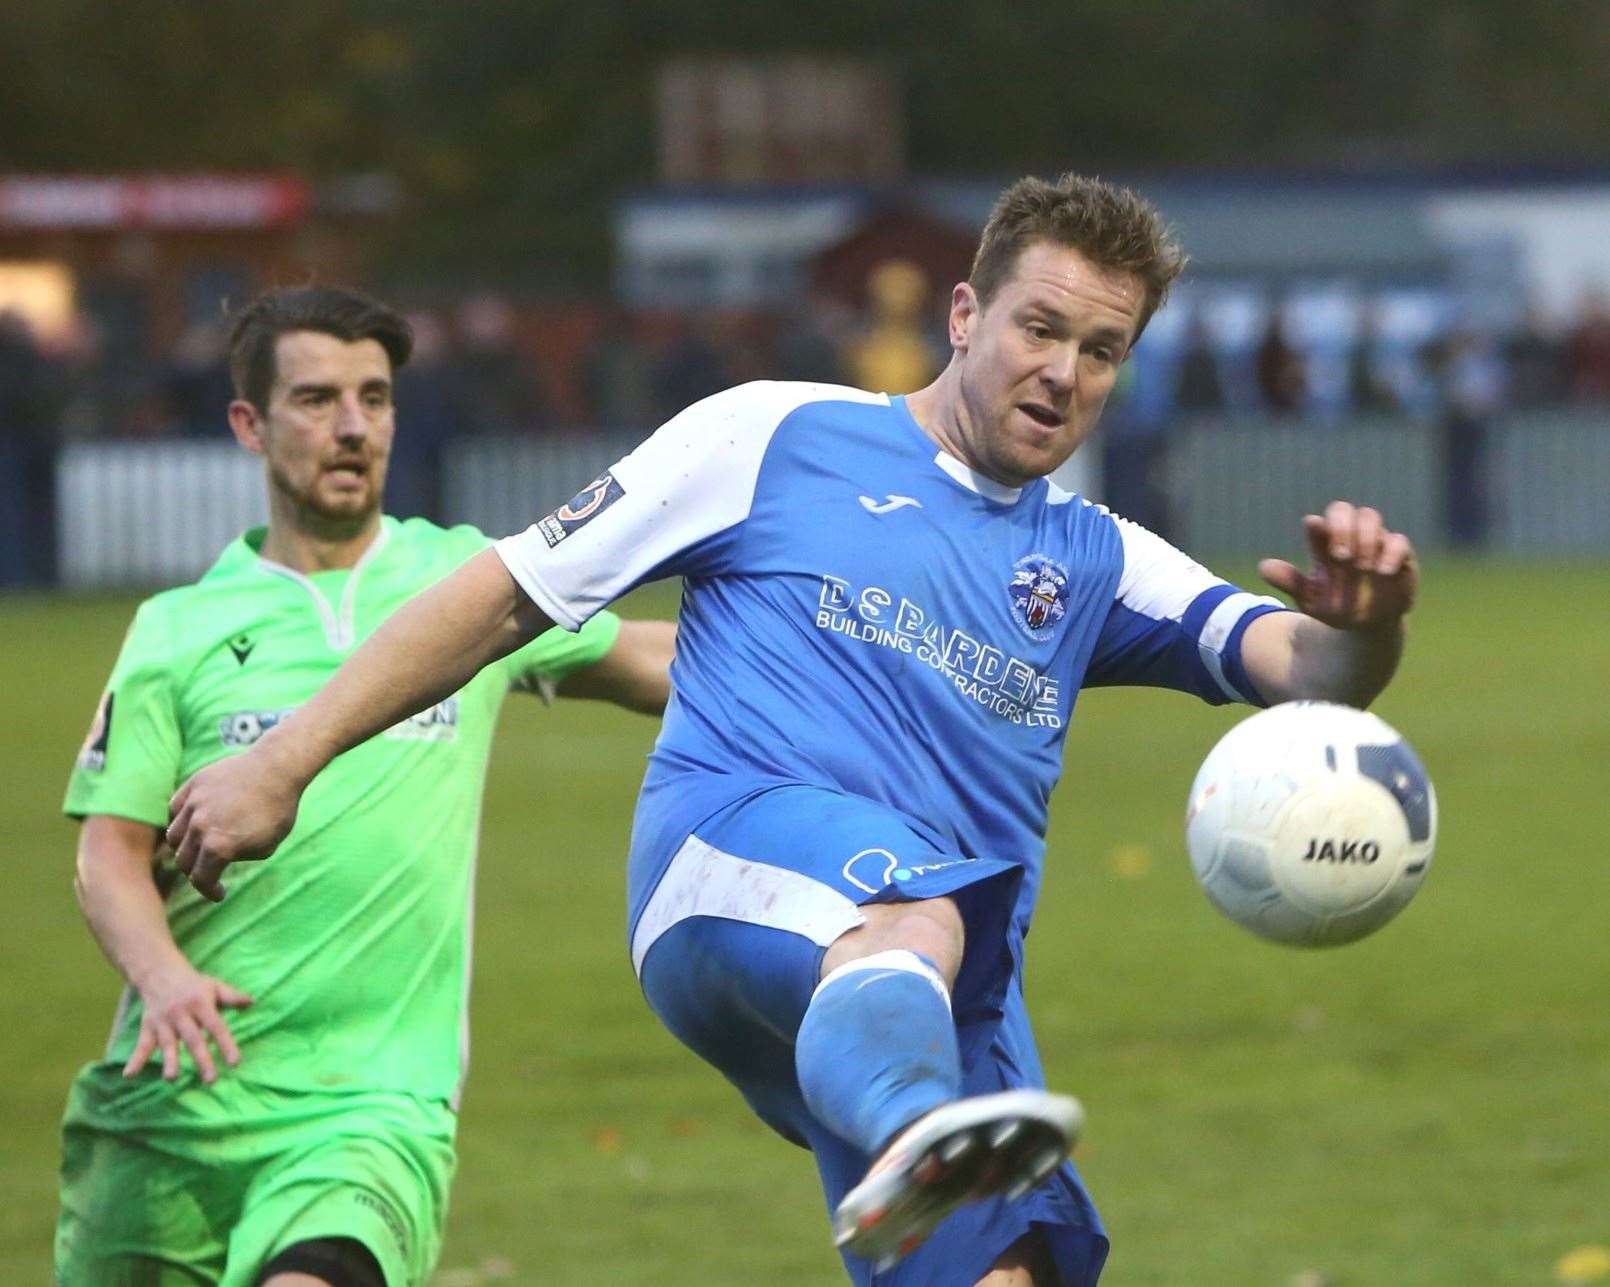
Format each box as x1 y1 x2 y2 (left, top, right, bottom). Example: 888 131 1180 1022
50 432 650 588
45 414 1609 587
1167 412 1610 556
1497 413 1610 554
441 430 646 541
1168 416 1441 556
56 441 269 587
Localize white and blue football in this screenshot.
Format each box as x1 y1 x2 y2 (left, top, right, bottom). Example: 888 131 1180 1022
1185 702 1437 947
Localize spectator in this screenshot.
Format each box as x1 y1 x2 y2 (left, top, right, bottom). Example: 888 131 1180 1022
1254 304 1307 415
1347 303 1402 415
50 312 128 440
1428 326 1505 550
776 289 853 386
161 320 233 436
1564 289 1610 403
652 319 731 419
456 293 549 433
1173 313 1225 415
843 259 942 395
1100 353 1176 540
1503 304 1566 410
581 304 660 429
0 311 59 585
389 310 468 521
712 312 775 388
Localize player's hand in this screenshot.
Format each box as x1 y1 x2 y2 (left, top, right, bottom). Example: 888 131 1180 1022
1258 502 1418 631
125 963 254 1085
166 746 302 902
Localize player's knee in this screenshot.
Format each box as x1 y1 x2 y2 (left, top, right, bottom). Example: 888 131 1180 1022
258 1236 384 1287
822 895 965 988
975 1228 1059 1285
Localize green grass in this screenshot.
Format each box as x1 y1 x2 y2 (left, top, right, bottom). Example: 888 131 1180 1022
3 564 1607 1285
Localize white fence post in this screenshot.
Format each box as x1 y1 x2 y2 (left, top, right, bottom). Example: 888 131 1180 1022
56 442 268 587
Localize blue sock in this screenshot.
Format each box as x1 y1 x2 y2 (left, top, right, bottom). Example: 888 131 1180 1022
795 949 961 1154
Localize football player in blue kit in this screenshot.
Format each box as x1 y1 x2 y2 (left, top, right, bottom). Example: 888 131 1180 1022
167 173 1420 1286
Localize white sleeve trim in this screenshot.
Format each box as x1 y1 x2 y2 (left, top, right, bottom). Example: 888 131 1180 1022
1111 512 1285 703
1201 590 1286 654
493 542 582 630
1197 591 1285 702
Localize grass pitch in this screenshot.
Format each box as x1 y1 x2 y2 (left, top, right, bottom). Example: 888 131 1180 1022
2 563 1606 1285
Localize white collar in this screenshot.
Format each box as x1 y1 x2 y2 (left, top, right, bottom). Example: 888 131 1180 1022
254 521 392 651
932 449 1023 504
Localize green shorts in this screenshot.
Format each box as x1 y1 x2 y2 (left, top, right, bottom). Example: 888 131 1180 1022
55 1065 456 1287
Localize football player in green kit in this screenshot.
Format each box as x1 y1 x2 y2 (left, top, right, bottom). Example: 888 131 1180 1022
57 286 676 1287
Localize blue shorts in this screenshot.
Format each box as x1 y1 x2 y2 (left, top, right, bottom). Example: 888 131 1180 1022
632 784 1108 1286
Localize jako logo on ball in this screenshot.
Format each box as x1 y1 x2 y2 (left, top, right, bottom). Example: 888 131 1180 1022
1301 838 1381 864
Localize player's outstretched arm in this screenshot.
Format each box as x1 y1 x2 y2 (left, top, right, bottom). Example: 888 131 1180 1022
556 619 677 714
167 549 552 901
75 815 254 1083
1241 501 1419 708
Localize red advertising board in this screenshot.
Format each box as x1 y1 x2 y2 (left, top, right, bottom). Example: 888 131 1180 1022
0 175 310 231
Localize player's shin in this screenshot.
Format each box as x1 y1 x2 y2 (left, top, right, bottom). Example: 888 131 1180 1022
795 949 960 1154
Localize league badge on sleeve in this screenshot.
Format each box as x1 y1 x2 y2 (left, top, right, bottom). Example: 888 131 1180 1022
77 691 114 771
1008 555 1071 641
537 471 626 548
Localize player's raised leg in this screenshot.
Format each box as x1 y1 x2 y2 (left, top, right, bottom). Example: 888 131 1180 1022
802 899 1083 1269
796 899 966 1153
632 784 1097 1281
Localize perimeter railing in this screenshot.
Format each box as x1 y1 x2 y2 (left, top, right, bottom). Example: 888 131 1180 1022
41 414 1610 587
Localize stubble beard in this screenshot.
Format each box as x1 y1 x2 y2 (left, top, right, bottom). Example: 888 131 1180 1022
267 459 381 542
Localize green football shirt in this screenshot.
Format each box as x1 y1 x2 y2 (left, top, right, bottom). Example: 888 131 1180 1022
63 516 621 1104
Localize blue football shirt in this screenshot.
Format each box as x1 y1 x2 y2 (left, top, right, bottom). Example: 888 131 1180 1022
496 381 1287 943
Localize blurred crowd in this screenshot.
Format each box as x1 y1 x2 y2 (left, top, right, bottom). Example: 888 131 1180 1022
1113 288 1610 423
1094 285 1610 548
4 268 1610 582
5 277 1610 449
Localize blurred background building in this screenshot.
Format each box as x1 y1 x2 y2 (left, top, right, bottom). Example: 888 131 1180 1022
4 3 1609 585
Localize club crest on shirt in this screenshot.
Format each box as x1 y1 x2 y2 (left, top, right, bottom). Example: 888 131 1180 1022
1008 554 1071 641
537 471 626 548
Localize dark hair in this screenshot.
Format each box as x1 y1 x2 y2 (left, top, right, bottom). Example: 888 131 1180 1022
970 173 1187 340
227 285 413 411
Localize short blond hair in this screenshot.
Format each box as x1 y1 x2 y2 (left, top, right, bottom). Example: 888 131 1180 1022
970 173 1187 340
